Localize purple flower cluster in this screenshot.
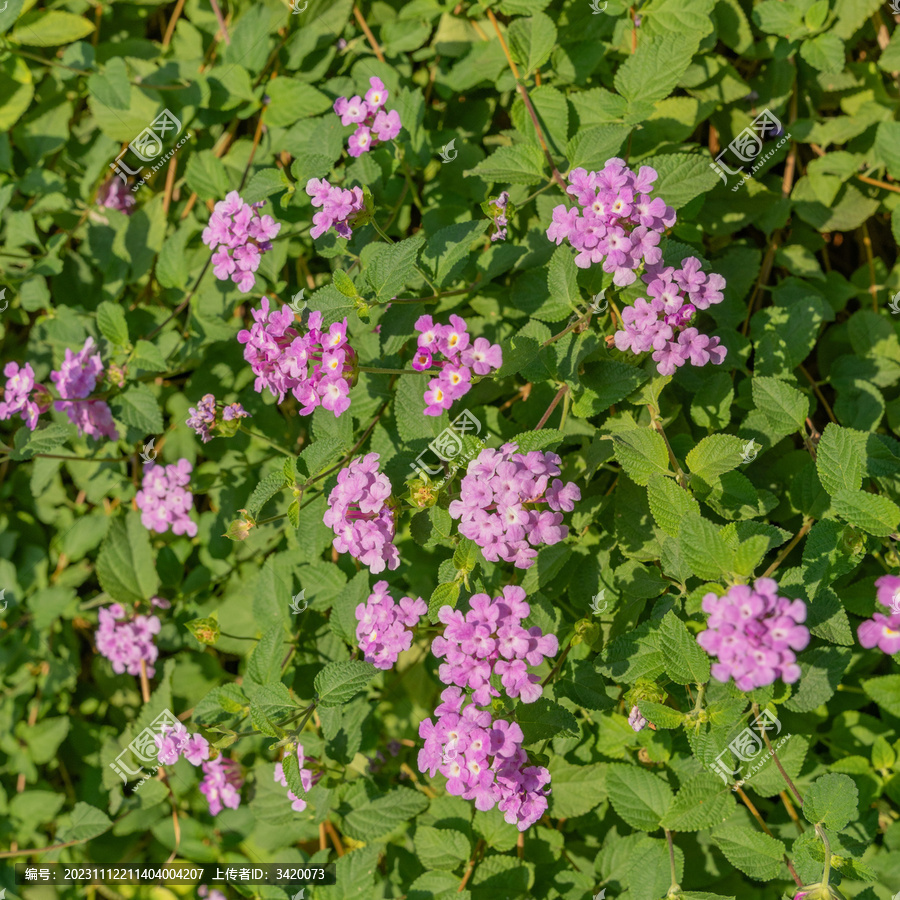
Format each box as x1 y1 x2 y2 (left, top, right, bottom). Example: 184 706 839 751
186 394 250 442
50 337 118 441
432 586 558 705
487 192 510 242
202 190 281 293
135 459 198 537
155 723 210 767
697 578 809 691
274 744 320 812
97 177 136 215
413 314 502 416
237 298 356 416
324 453 399 574
613 258 727 376
355 580 426 669
448 445 581 569
418 684 552 830
628 706 647 732
305 177 366 240
0 362 50 430
858 574 900 654
334 77 402 157
546 158 675 281
200 755 244 816
96 601 168 677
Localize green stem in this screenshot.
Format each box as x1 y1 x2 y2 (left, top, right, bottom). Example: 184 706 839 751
665 829 681 897
816 824 831 886
397 153 426 213
692 683 707 714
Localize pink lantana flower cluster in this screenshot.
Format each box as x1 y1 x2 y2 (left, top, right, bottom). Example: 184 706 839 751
135 459 198 537
51 337 119 441
274 744 320 811
333 76 402 157
0 362 51 430
186 394 250 443
546 158 675 281
95 597 170 677
324 452 399 574
413 314 502 416
448 445 581 569
237 298 356 416
202 191 281 293
305 177 367 241
355 580 426 669
857 574 900 654
696 578 810 690
97 177 136 215
613 258 728 376
417 586 558 830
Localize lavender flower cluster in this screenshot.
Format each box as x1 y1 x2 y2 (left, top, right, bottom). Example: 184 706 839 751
412 314 502 416
0 362 49 430
237 299 356 416
857 574 900 654
486 192 511 242
135 459 198 537
448 445 581 569
186 393 250 443
546 158 675 281
613 258 727 376
202 190 281 293
274 744 320 812
324 452 399 574
333 76 402 157
697 578 810 690
306 177 367 241
355 580 426 669
95 598 169 677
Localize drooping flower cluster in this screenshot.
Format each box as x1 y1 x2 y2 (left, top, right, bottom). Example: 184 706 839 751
237 298 356 416
696 578 810 690
333 76 402 157
448 445 581 569
50 337 118 441
413 314 502 416
546 158 675 280
97 177 136 215
202 191 281 293
324 453 399 574
186 394 250 443
305 177 367 240
432 586 558 705
613 257 728 376
135 459 198 537
484 192 512 242
0 362 50 430
355 581 426 669
857 574 900 654
274 744 320 812
95 600 169 677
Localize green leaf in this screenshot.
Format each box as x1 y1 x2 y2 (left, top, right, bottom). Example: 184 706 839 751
314 660 379 707
802 773 858 831
97 301 129 347
247 625 286 687
506 428 564 453
421 221 489 288
547 759 606 818
783 645 851 713
816 423 867 496
645 153 721 209
428 581 461 624
831 488 900 536
800 33 846 73
365 233 426 302
610 429 670 486
573 360 650 418
686 435 745 482
862 674 900 718
343 787 429 842
281 747 308 797
658 611 711 684
555 660 615 711
660 773 733 831
96 512 160 605
647 473 701 537
507 12 557 73
12 11 94 45
614 33 700 105
516 697 578 744
711 825 786 880
54 802 112 843
546 246 580 312
131 340 169 374
606 764 674 831
466 143 548 185
242 168 293 205
110 383 163 434
565 124 632 171
751 377 809 436
244 470 289 522
677 515 734 581
184 150 230 202
10 423 72 461
185 615 220 646
414 825 471 870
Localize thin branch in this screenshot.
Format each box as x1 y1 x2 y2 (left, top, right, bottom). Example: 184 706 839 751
761 518 812 578
353 5 386 62
752 702 803 806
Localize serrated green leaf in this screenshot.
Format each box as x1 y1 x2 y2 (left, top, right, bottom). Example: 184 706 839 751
659 611 711 684
606 764 674 831
831 488 900 536
802 773 858 831
314 660 378 707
